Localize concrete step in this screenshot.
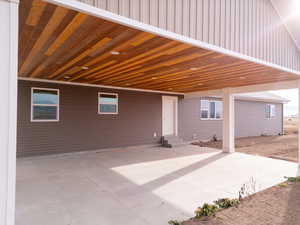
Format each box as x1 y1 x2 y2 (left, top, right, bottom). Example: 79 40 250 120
162 135 188 148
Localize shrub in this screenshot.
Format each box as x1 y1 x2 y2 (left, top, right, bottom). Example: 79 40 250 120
214 198 240 209
195 203 219 218
285 176 300 183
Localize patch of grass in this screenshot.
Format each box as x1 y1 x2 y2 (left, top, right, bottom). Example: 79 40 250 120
278 183 289 188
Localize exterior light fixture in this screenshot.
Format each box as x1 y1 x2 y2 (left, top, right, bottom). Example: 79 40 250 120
111 51 120 55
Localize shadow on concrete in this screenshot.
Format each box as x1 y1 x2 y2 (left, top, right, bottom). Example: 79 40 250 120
142 152 226 191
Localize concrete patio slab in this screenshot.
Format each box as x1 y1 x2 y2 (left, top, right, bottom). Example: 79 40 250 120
16 145 299 225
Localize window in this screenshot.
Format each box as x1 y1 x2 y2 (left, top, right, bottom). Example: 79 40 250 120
98 92 118 114
266 104 276 119
200 100 223 120
31 88 59 122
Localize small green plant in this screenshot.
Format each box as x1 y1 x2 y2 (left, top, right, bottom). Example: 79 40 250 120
285 176 300 183
214 198 240 209
195 203 219 218
168 220 181 225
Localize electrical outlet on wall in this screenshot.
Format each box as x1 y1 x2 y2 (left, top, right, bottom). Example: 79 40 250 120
153 132 157 138
193 134 197 139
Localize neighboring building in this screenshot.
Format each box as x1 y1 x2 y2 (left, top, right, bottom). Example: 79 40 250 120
17 80 287 156
180 92 288 142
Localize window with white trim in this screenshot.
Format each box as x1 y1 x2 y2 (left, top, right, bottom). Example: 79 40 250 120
31 88 59 122
266 104 276 118
200 100 223 120
98 92 118 114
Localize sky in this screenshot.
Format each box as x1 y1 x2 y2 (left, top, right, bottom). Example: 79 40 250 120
271 89 298 117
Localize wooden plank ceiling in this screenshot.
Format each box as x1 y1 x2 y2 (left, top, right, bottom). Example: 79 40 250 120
19 0 299 93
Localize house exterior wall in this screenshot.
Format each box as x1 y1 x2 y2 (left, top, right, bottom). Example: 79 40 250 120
178 97 283 141
75 0 300 71
17 80 283 156
17 80 163 156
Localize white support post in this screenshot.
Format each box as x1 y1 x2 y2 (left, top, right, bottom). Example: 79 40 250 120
223 88 235 153
298 80 300 165
0 1 19 225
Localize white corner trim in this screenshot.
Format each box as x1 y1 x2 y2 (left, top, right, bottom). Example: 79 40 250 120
45 0 300 76
0 0 18 225
298 80 300 164
18 77 184 95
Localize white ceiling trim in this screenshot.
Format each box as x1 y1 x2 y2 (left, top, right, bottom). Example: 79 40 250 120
18 77 184 95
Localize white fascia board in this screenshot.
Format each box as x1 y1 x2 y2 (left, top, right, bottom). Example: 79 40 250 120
188 94 289 104
185 89 223 98
186 80 299 98
231 80 299 94
234 96 289 104
45 0 300 77
18 77 184 95
185 80 299 103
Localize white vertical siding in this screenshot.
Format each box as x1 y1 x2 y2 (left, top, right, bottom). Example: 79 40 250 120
76 0 300 71
189 0 197 39
182 0 190 37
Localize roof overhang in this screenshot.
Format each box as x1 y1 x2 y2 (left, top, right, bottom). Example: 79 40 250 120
18 0 300 94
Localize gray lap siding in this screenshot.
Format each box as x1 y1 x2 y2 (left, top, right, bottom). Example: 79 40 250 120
17 80 163 157
179 98 283 142
17 80 283 156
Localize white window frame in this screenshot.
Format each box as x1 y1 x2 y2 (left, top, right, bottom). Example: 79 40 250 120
200 99 223 120
98 92 119 115
266 104 276 119
31 87 60 122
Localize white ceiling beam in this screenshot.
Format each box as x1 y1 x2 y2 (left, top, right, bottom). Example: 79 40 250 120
185 80 299 98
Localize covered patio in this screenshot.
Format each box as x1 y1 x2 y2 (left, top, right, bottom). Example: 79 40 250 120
16 145 299 225
15 0 300 155
2 0 300 224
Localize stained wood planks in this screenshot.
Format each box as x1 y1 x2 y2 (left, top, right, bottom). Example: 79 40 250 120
18 0 299 93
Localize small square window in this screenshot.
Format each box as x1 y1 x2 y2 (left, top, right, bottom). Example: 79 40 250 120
31 88 59 122
98 93 118 114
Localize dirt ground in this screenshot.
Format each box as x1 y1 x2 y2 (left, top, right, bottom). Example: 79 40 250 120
182 118 300 225
183 181 300 225
194 118 299 162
